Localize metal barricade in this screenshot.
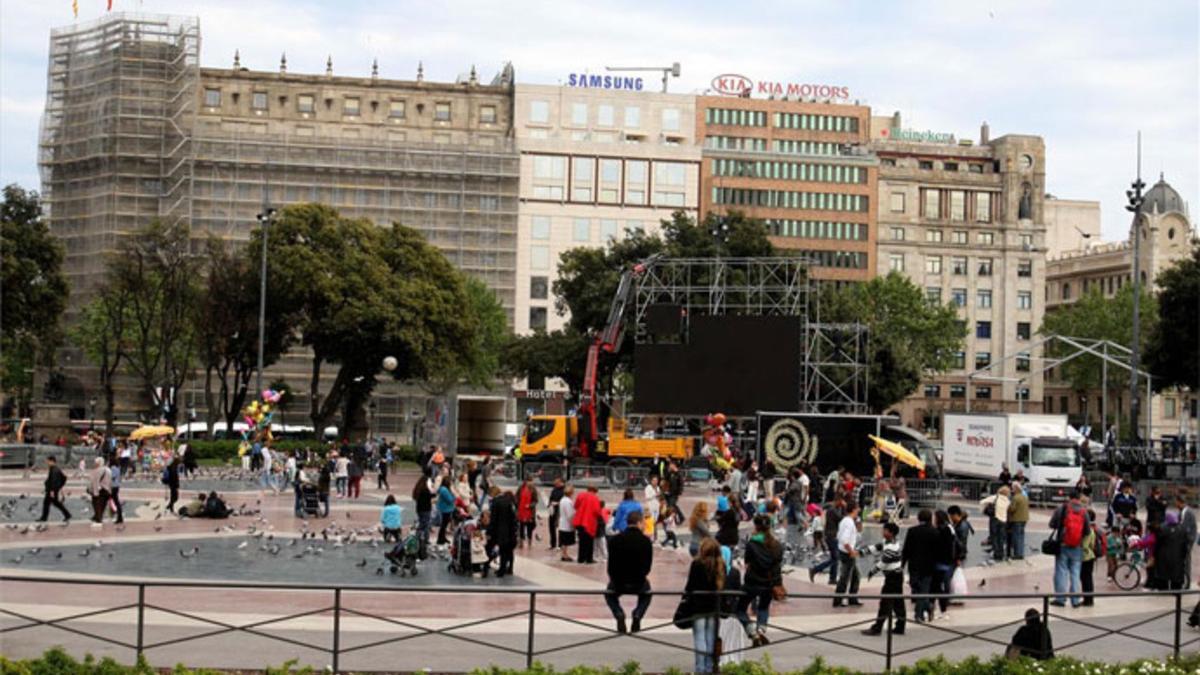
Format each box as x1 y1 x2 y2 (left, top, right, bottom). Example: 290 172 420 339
607 464 650 488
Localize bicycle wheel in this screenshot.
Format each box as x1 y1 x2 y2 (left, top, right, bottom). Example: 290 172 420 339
1114 562 1141 591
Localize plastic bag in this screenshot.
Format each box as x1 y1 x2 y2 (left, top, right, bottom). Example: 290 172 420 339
950 566 968 596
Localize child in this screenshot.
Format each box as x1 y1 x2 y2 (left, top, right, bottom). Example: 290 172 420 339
594 500 610 562
807 503 826 554
861 521 905 636
658 496 679 549
1105 526 1124 582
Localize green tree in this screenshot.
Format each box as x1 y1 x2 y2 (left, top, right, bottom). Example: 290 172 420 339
1040 283 1159 396
821 272 966 412
1145 245 1200 393
110 221 203 424
1 185 67 413
258 204 478 436
196 238 293 436
501 329 590 397
72 285 130 434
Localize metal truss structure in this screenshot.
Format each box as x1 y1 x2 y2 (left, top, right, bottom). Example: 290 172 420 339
630 256 868 417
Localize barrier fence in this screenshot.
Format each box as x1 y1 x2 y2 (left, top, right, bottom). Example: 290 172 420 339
1 576 1197 673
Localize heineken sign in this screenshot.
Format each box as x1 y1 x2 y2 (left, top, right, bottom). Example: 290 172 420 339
881 127 956 144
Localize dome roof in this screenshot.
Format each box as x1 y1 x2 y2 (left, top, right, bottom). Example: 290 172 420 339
1143 174 1185 214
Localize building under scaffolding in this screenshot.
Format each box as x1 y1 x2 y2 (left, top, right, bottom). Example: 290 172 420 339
39 13 520 434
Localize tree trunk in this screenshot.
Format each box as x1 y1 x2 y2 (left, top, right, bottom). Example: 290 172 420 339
204 363 218 437
309 353 325 434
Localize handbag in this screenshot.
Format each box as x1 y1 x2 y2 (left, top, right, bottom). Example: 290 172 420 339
672 595 695 630
1041 538 1061 556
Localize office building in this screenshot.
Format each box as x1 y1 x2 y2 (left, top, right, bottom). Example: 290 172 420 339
871 116 1048 434
38 14 518 434
695 95 876 281
1044 176 1197 441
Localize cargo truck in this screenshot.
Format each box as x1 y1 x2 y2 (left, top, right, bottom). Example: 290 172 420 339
942 413 1081 487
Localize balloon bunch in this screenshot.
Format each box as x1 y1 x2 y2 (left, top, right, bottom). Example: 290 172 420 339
241 389 285 443
700 412 734 473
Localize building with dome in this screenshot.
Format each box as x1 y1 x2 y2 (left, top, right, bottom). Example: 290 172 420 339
1044 174 1197 442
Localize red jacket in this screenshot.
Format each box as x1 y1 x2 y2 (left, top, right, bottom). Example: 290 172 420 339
573 491 602 537
517 484 536 522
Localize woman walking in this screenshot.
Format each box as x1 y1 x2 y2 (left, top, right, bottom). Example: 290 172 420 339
737 515 784 646
688 502 712 556
684 537 725 673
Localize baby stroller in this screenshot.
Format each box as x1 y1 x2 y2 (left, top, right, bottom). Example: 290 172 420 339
385 531 421 577
449 519 491 577
299 484 321 518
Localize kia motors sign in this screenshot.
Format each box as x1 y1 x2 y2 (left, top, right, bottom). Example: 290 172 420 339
710 73 850 100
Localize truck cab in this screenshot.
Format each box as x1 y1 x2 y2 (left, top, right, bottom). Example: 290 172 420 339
1015 436 1081 486
519 414 691 465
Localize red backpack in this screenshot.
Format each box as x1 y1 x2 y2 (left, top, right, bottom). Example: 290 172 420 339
1061 503 1086 547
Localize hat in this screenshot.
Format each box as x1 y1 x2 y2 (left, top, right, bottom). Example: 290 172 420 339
716 496 730 512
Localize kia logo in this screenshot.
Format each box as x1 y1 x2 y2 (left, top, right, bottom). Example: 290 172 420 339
711 73 752 96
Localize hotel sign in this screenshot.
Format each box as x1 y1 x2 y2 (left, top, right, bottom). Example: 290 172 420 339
710 73 850 100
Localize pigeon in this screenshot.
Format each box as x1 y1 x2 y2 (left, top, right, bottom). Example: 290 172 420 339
346 512 353 520
55 552 63 559
237 541 249 550
79 549 90 557
288 538 298 547
179 546 200 559
9 555 23 564
154 526 163 532
978 579 987 588
375 567 384 575
356 558 368 568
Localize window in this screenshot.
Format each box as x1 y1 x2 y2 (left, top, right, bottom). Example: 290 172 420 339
881 158 896 166
975 385 992 400
950 384 966 398
889 253 905 272
624 106 641 128
571 102 587 126
1019 234 1033 249
431 102 450 121
969 163 984 173
976 353 992 370
951 257 968 275
530 216 551 240
919 160 934 170
338 97 358 116
1018 291 1032 310
950 191 966 221
204 87 221 107
572 157 594 201
594 104 615 127
654 162 687 186
1016 353 1031 372
1017 387 1031 401
926 229 943 243
890 227 906 241
661 107 681 132
251 92 268 111
532 185 563 199
926 256 943 274
570 218 590 242
529 307 548 331
297 94 315 113
951 288 967 307
924 384 941 398
922 190 940 218
529 100 549 124
977 232 994 246
480 105 497 124
1165 398 1178 419
532 155 566 179
389 100 406 118
1062 283 1071 300
530 246 550 270
890 192 905 213
530 276 548 300
976 321 992 339
600 159 621 183
1017 322 1031 340
952 230 967 245
978 258 993 276
626 160 647 204
1018 260 1032 278
977 289 992 308
975 192 992 222
600 219 618 241
926 287 942 304
943 162 958 172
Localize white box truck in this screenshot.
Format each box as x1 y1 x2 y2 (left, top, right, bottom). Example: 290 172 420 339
942 413 1081 487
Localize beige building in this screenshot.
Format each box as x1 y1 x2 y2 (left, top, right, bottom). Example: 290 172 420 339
513 83 701 337
1044 176 1197 442
871 118 1048 436
38 14 519 435
1044 196 1101 258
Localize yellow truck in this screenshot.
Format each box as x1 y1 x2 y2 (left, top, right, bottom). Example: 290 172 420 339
518 415 692 466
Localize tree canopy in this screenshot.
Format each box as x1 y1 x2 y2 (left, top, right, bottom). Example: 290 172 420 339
1040 283 1159 394
1144 244 1199 393
1 185 67 412
820 272 966 412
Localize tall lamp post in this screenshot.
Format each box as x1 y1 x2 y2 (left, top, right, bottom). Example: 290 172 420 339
254 207 277 396
1125 133 1145 445
88 396 97 432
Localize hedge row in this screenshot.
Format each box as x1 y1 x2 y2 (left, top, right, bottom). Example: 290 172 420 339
4 648 1200 675
184 439 417 463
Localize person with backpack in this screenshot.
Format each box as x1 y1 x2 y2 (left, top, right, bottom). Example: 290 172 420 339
1048 488 1091 607
37 455 71 523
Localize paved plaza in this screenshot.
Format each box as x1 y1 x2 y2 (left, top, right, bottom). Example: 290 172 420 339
1 467 1196 671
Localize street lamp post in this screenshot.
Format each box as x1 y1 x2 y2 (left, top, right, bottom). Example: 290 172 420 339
254 208 277 397
88 396 97 432
1125 133 1145 446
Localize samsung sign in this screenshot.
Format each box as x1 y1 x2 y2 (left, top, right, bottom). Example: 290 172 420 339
566 73 645 90
711 73 850 100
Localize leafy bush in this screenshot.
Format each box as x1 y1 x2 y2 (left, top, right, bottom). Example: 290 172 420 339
182 439 415 462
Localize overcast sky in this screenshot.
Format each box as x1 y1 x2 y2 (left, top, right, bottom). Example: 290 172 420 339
2 0 1196 241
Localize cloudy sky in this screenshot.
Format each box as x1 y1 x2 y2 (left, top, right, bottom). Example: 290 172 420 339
2 0 1196 241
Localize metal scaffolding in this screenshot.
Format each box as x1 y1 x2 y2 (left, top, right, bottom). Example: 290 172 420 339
631 257 868 415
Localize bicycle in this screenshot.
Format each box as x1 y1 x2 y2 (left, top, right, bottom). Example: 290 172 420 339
1113 550 1147 591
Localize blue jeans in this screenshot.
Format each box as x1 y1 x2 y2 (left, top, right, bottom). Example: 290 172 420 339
911 573 933 621
1008 522 1026 559
335 476 347 496
1054 545 1083 606
809 533 840 584
736 586 774 635
692 616 716 673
